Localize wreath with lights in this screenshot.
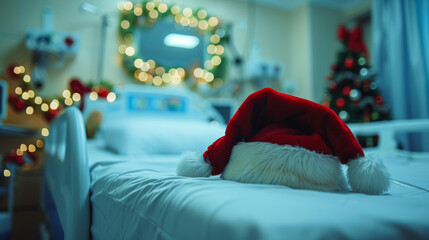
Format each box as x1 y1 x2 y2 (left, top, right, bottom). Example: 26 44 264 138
118 0 228 88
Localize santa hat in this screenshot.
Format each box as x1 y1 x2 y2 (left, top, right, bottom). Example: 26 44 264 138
177 88 390 195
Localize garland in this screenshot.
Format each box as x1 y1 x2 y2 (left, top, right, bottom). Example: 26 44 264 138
118 0 228 88
2 63 116 167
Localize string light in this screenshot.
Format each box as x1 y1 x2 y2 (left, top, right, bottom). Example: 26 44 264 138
155 67 165 75
36 139 44 148
198 20 208 30
64 98 73 106
107 92 116 102
41 128 49 137
149 10 158 19
183 8 192 17
50 99 59 110
22 92 30 100
125 46 135 56
26 106 34 115
20 144 27 152
28 90 35 98
146 2 155 10
134 59 144 68
211 56 222 65
89 92 98 101
171 5 180 15
153 76 162 86
208 17 219 27
34 96 43 104
194 68 204 78
120 20 130 29
15 87 23 95
28 144 36 152
124 1 133 11
158 3 168 13
41 103 49 112
197 10 207 19
23 74 31 82
204 72 214 82
210 34 220 44
72 93 81 102
62 90 71 98
134 4 143 16
3 169 11 178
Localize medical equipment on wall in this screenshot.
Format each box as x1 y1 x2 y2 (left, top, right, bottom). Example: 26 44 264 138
25 8 80 88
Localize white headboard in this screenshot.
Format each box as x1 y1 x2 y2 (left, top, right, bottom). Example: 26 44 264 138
83 85 225 124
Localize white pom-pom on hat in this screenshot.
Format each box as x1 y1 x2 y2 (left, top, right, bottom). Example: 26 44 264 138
177 151 211 177
347 154 391 195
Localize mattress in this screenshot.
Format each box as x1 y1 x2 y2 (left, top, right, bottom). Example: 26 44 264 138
87 140 429 240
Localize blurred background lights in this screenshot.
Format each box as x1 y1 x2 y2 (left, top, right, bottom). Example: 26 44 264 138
72 93 81 102
89 91 98 101
107 92 116 102
41 128 49 137
3 169 11 178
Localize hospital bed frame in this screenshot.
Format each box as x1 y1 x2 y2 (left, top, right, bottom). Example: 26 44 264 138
44 87 429 239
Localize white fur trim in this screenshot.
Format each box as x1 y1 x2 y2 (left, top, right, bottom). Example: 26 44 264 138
347 154 390 195
177 151 211 177
222 142 347 191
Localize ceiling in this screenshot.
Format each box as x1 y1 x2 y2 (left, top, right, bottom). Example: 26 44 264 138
247 0 369 10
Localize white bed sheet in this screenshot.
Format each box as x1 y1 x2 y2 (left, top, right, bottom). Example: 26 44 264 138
87 140 429 240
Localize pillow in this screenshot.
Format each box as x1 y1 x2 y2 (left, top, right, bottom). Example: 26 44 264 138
99 118 226 155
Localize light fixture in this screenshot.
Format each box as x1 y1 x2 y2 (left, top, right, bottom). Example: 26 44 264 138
163 33 200 49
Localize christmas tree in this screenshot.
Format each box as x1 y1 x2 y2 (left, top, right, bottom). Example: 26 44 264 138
322 24 390 147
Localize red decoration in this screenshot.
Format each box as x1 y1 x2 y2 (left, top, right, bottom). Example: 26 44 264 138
45 108 61 122
342 86 352 96
196 88 364 176
70 78 91 111
375 96 383 105
331 64 338 71
348 26 368 58
336 25 369 59
345 58 354 68
363 80 370 89
335 98 346 108
8 95 25 112
4 151 24 165
328 81 337 92
98 86 109 98
337 24 348 42
64 37 74 47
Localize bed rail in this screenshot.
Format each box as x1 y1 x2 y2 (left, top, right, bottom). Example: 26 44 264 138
44 106 90 240
348 119 429 158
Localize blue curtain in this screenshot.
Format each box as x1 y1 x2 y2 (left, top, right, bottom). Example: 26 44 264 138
372 0 429 151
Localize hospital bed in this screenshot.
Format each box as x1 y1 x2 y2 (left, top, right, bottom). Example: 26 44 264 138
44 85 429 240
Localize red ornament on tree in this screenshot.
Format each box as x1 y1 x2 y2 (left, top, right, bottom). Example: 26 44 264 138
375 96 383 105
328 81 337 92
345 58 354 68
363 80 370 89
342 86 352 96
335 98 346 108
330 64 338 71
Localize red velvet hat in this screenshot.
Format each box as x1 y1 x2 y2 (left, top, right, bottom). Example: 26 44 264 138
177 88 390 195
